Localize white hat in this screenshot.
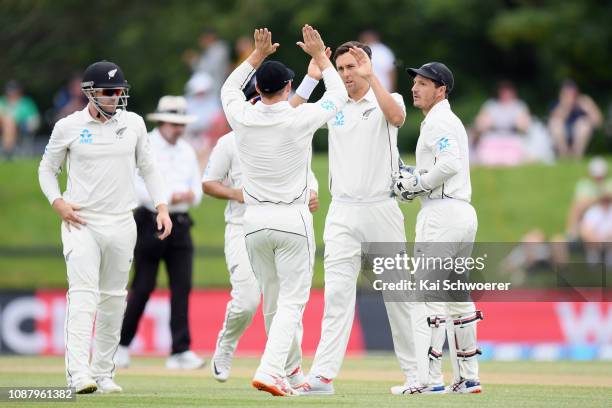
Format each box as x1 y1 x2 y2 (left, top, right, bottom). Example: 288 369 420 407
185 72 213 95
588 157 608 178
146 96 197 124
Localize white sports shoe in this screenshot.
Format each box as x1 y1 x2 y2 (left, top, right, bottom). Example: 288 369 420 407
446 379 482 394
251 371 297 397
286 366 306 389
95 377 122 394
390 382 445 395
72 377 97 394
114 345 130 369
296 375 335 395
211 349 233 382
165 350 205 370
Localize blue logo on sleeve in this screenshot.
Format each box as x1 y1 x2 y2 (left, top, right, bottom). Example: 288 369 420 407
79 129 93 144
437 137 450 152
333 111 345 127
321 100 336 111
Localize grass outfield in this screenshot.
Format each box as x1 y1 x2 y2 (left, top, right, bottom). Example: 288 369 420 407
0 155 608 288
0 356 610 407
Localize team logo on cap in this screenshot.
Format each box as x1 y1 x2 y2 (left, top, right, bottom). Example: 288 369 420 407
108 69 118 79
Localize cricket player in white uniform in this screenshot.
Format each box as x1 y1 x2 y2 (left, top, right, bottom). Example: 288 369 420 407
220 26 347 396
202 131 319 382
38 61 172 394
300 42 417 395
203 73 323 383
392 62 482 394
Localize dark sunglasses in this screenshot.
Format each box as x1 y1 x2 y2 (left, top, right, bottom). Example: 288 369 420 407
101 88 123 97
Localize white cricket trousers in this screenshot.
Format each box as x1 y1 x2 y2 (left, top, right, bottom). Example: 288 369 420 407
412 198 478 385
214 223 261 354
243 204 314 377
61 210 136 386
310 198 417 381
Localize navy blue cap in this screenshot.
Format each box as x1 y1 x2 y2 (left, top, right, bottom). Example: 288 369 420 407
255 61 295 94
407 62 454 94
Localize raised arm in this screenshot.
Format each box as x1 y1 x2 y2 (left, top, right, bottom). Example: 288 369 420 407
221 28 279 127
348 46 405 127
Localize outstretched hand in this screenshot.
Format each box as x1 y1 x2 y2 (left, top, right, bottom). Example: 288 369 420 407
307 47 331 80
296 24 326 58
348 46 374 78
253 28 279 58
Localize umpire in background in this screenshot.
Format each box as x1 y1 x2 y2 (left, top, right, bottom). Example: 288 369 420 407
116 96 205 369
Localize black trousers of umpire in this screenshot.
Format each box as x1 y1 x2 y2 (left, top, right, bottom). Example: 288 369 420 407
120 207 194 355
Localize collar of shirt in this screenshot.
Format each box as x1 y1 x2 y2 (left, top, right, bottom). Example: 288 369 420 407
79 105 123 124
150 128 179 149
421 99 450 128
254 100 291 112
348 87 375 104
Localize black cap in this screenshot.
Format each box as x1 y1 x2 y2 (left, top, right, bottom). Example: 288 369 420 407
242 75 259 101
255 61 294 94
407 62 454 94
81 60 130 89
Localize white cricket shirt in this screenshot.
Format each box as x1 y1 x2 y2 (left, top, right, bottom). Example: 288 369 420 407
221 60 346 207
416 99 472 203
202 131 320 225
327 88 405 202
38 107 167 213
134 128 202 213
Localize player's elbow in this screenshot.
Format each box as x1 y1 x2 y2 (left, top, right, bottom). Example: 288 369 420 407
389 112 405 128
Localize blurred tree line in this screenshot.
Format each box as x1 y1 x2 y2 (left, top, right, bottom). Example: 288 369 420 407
1 0 610 152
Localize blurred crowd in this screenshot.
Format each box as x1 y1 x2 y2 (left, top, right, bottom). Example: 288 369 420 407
471 79 604 166
503 156 612 283
2 28 610 168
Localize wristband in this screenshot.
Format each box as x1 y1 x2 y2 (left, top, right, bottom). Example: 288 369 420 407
295 76 320 100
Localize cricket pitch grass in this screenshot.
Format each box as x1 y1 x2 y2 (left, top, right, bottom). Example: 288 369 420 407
0 355 610 407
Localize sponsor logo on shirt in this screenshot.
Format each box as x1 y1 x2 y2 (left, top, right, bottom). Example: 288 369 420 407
361 107 376 120
79 129 93 144
333 111 345 127
320 100 336 111
437 137 450 152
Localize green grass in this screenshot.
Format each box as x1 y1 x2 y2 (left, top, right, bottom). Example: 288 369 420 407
0 156 607 288
0 356 609 407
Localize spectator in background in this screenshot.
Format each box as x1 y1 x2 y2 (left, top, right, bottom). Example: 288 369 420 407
566 156 611 239
184 72 229 170
184 28 230 98
53 75 88 122
0 80 40 159
233 35 254 67
548 79 603 158
358 29 396 91
473 80 531 166
580 183 612 268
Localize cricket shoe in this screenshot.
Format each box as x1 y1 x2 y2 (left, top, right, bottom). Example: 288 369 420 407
296 375 335 395
286 366 306 389
96 377 123 394
114 345 130 369
211 349 233 382
72 377 97 394
166 350 205 370
251 372 297 396
390 382 445 395
446 379 482 394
